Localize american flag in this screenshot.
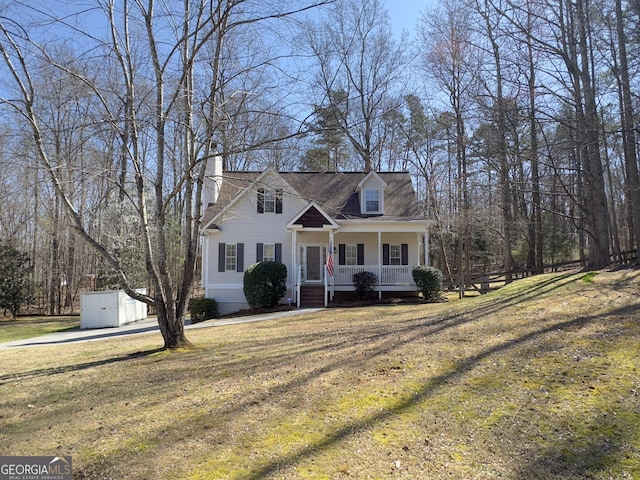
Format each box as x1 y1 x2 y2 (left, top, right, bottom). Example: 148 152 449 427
326 237 334 277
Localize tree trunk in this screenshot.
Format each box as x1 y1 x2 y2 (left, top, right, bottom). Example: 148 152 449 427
156 297 191 349
615 0 640 257
482 0 512 282
526 2 543 272
575 0 610 267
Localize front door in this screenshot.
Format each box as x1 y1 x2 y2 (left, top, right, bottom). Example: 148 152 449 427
301 244 326 282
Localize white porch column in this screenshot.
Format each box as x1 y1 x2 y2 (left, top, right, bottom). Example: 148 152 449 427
292 229 298 302
201 233 208 290
377 230 382 299
328 229 335 301
424 225 430 266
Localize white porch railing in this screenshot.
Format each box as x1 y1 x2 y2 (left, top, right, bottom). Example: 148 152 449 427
334 265 414 286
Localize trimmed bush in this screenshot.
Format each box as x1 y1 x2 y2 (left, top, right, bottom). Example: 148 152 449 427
189 298 218 323
412 265 443 301
243 261 288 309
352 271 377 300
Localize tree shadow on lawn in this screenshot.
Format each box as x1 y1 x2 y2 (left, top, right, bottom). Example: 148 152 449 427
116 271 634 479
515 411 631 480
211 271 585 377
5 271 637 478
0 348 165 386
241 302 639 480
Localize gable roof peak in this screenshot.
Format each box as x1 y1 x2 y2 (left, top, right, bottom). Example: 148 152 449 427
356 170 388 192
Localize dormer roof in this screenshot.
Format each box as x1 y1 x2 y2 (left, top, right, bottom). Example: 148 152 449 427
201 171 425 229
355 170 388 192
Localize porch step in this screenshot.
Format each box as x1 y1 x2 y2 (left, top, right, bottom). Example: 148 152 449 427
299 285 325 307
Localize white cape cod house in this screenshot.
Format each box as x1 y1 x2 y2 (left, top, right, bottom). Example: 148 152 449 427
200 157 433 315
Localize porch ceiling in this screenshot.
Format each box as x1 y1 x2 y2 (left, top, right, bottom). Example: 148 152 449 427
336 219 432 233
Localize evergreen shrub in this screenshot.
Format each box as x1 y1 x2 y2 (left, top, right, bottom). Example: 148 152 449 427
412 265 443 301
189 298 218 323
243 261 287 309
352 271 377 300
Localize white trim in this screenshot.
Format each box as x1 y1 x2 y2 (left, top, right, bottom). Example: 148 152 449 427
286 201 340 230
356 171 388 191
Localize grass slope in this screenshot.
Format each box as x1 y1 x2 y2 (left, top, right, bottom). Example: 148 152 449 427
0 269 638 479
0 316 79 342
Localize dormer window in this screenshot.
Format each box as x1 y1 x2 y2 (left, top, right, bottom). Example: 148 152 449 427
357 171 387 215
364 188 381 213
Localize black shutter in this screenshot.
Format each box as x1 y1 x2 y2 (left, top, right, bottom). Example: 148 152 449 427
382 244 390 265
357 244 365 265
275 189 283 214
338 244 346 265
236 243 244 272
256 243 264 262
218 243 226 272
275 243 282 263
257 188 264 213
401 244 409 265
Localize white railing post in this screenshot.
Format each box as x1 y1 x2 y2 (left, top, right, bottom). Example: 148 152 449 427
296 264 301 309
324 265 328 307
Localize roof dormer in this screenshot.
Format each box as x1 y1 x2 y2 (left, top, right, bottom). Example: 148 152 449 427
356 171 387 215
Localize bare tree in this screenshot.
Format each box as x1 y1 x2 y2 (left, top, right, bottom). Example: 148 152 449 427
0 0 329 348
419 0 481 295
303 0 406 171
613 0 640 257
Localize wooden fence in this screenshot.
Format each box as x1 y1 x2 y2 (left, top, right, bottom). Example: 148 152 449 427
444 249 638 296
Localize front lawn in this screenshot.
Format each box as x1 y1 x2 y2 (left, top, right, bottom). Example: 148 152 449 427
0 315 79 343
0 269 638 479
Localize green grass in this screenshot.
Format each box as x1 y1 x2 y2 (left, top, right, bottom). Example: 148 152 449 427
581 271 599 283
0 268 639 479
0 315 79 342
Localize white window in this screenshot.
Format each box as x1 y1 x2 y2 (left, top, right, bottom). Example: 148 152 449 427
345 244 358 265
263 191 275 213
258 188 282 214
389 244 402 265
263 243 276 262
225 244 237 271
365 189 380 212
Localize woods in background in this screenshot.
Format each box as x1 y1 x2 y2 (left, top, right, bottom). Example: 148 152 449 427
0 0 638 319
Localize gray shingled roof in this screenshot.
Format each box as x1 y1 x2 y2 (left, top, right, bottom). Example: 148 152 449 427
202 171 425 228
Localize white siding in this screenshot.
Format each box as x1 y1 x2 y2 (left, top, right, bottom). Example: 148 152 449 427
204 172 306 313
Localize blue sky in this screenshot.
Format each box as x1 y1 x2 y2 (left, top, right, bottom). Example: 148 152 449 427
385 0 436 38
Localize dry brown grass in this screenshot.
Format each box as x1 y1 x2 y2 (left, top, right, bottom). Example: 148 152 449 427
0 268 639 479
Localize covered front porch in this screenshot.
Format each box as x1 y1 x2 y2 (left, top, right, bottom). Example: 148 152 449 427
289 220 430 308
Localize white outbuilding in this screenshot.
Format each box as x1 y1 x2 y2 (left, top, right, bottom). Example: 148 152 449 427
80 290 147 329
